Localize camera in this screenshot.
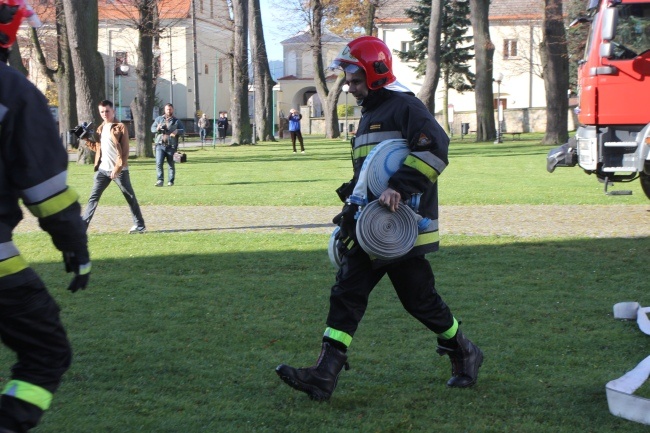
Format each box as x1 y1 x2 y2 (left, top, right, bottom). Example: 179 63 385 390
159 124 169 133
72 122 96 143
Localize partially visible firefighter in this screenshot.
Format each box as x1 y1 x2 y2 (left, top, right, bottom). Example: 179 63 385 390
0 1 91 431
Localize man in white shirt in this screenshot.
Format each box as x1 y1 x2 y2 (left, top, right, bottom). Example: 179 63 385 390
81 100 146 234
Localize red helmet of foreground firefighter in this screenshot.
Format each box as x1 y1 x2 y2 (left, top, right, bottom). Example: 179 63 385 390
329 36 396 90
0 0 40 50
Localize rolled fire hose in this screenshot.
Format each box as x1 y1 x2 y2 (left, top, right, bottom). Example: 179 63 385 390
355 199 419 261
606 302 650 425
329 138 421 266
348 139 410 205
328 226 343 268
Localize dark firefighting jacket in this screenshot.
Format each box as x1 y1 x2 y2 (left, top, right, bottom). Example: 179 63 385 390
348 87 450 260
0 61 88 289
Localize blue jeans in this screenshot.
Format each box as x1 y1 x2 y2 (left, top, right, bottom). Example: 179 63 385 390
155 144 176 183
200 128 207 142
83 169 145 227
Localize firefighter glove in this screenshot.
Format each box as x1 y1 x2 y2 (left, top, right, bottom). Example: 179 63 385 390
63 251 91 293
335 180 354 203
332 203 358 241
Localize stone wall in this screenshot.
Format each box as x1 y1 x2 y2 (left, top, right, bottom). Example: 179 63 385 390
303 107 577 137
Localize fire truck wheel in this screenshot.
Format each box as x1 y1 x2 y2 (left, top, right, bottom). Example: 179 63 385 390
640 171 650 200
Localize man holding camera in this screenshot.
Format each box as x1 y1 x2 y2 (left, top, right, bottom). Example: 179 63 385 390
151 103 184 187
80 100 146 234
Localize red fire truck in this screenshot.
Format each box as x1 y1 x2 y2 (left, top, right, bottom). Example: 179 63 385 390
547 0 650 199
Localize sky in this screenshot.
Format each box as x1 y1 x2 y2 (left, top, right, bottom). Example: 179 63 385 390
259 0 292 61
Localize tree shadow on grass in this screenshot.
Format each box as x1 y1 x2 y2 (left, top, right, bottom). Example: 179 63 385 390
20 234 650 433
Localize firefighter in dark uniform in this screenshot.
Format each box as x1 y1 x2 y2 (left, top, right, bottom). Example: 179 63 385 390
0 1 91 431
276 36 482 401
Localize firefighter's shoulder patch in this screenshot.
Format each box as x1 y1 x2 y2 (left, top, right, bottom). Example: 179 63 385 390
414 132 432 148
369 122 382 131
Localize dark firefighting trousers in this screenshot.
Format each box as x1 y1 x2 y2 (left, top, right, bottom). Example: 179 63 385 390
326 247 455 337
0 279 71 432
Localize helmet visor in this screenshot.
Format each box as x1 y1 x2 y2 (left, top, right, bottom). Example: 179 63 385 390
328 59 362 74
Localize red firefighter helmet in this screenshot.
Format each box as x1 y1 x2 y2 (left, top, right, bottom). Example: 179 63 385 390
329 36 396 90
0 0 38 49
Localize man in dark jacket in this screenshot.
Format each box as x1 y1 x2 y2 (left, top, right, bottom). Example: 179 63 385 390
0 1 91 430
151 103 184 187
276 36 482 401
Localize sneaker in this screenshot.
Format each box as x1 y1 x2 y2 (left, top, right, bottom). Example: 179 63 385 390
154 181 163 187
129 225 146 234
293 151 297 154
167 182 174 186
301 150 305 154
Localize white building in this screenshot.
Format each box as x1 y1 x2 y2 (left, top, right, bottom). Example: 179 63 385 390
22 0 233 124
275 0 569 134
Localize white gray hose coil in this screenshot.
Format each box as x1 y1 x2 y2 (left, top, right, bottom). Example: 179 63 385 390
349 139 409 205
355 200 418 261
327 226 343 268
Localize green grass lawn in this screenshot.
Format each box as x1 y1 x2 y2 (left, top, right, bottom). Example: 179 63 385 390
66 134 648 206
7 134 649 432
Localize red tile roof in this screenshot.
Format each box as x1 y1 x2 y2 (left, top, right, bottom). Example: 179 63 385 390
32 0 191 23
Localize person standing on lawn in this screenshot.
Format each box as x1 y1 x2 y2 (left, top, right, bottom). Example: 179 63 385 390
198 113 209 146
151 103 184 186
81 100 146 234
287 108 304 153
0 2 91 430
216 112 228 144
276 36 483 401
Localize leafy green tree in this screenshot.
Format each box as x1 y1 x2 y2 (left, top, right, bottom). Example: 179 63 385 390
399 0 474 132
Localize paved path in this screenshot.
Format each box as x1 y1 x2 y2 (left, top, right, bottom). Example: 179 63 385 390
14 204 650 238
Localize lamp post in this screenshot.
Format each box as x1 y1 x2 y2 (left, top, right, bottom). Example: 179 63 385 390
118 63 130 122
171 74 177 105
494 72 504 144
342 84 350 140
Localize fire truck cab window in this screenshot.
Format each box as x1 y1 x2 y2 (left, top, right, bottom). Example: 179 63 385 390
611 4 650 59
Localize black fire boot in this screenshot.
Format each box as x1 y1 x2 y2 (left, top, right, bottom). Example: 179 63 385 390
275 342 349 401
436 330 483 388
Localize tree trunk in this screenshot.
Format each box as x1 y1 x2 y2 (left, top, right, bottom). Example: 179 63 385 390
230 0 252 144
62 0 104 164
417 0 442 114
442 77 450 134
55 1 78 146
250 0 276 142
469 0 496 142
132 0 157 157
541 0 569 145
7 41 28 75
29 0 77 150
311 0 341 139
365 2 376 35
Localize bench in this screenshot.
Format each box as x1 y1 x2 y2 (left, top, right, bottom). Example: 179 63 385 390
504 132 522 141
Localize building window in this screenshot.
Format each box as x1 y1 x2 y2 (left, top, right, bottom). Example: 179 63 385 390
401 41 414 53
493 98 507 110
115 51 129 75
503 39 518 59
218 58 223 83
199 0 203 13
205 64 209 75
